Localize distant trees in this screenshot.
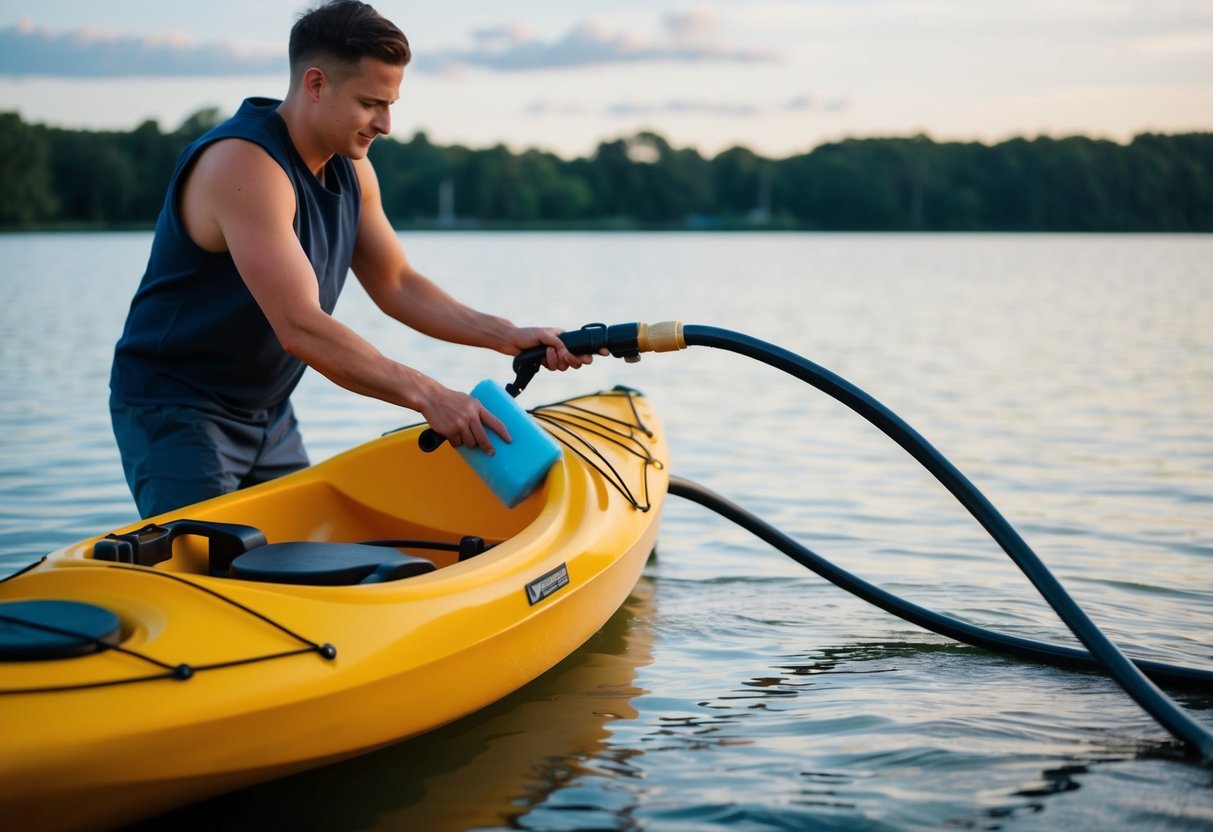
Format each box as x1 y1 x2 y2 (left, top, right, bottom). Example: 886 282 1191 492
0 109 1210 231
0 112 56 225
0 109 221 228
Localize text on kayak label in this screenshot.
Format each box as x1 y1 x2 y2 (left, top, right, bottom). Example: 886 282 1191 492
526 563 570 606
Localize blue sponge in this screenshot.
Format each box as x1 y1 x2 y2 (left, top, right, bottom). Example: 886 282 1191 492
455 380 563 508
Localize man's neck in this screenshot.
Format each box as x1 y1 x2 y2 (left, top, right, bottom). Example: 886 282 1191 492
276 96 331 179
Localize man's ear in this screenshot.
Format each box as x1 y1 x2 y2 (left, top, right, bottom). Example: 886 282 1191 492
302 66 327 101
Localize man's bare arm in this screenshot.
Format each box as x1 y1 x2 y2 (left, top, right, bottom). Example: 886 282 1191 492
182 139 508 451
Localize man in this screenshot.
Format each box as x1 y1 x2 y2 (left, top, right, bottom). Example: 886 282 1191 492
110 0 588 518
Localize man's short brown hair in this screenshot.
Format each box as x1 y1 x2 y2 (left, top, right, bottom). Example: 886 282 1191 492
289 0 410 78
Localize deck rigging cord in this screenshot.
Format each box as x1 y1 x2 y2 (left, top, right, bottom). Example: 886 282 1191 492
508 322 1213 762
0 563 337 695
532 390 660 512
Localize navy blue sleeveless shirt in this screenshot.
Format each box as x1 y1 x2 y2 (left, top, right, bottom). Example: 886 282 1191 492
110 98 361 418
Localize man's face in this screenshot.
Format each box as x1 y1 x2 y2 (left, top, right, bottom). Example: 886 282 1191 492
317 56 404 160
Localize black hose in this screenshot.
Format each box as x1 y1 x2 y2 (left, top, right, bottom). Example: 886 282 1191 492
677 324 1213 760
668 475 1213 690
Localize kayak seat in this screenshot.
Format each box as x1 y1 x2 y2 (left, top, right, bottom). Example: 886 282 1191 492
229 542 436 586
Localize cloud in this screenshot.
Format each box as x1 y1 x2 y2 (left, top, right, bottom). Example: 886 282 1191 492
422 13 778 74
784 94 851 113
524 100 590 117
0 18 283 78
1 10 777 79
608 100 763 118
662 9 720 43
523 94 850 120
471 23 538 53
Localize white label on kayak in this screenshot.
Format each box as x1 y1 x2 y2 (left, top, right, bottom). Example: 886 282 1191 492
526 563 570 606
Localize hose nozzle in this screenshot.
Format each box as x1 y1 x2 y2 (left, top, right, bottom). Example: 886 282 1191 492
507 321 686 395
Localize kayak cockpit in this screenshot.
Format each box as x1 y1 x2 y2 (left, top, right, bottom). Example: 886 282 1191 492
61 421 551 578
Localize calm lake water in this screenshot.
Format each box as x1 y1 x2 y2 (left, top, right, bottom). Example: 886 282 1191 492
2 231 1211 830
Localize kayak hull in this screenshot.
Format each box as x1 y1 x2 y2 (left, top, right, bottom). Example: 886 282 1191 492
0 390 666 831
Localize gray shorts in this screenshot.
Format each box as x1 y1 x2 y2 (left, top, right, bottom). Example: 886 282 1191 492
110 396 309 519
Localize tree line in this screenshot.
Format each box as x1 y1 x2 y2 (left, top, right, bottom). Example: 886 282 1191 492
2 108 1210 231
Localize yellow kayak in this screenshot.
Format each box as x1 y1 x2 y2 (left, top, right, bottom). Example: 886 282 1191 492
0 388 667 831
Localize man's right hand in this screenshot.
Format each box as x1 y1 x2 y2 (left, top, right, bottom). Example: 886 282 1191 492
417 381 511 455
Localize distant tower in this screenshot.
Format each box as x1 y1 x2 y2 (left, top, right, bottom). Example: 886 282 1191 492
438 178 455 226
747 165 772 225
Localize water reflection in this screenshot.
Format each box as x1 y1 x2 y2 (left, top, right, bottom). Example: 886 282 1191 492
128 577 658 831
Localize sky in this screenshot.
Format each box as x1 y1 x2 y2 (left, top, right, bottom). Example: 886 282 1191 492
1 0 1211 160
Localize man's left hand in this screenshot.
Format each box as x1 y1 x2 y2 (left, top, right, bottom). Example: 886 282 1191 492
512 326 598 371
